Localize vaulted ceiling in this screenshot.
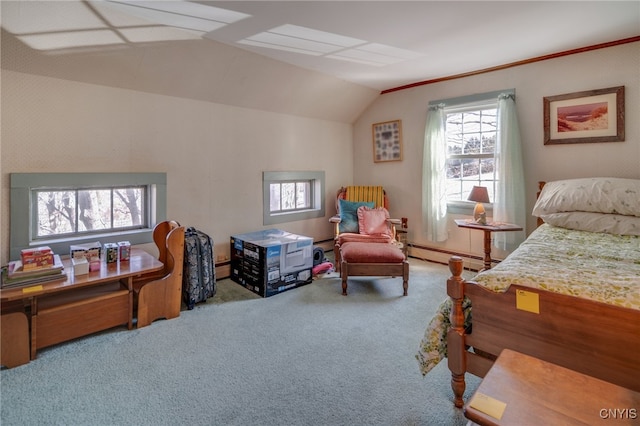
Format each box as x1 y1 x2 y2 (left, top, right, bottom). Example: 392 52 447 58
2 1 638 121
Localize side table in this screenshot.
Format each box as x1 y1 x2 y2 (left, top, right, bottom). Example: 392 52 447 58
454 219 522 271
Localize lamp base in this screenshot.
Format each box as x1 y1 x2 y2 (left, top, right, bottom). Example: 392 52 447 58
473 203 487 225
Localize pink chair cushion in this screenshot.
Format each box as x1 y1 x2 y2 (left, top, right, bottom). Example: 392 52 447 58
357 206 392 236
336 233 392 246
340 242 405 263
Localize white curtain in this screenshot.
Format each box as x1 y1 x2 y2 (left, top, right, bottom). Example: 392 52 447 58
493 94 526 250
421 104 448 242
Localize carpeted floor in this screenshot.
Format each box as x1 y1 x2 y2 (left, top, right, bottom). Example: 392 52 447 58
0 256 480 425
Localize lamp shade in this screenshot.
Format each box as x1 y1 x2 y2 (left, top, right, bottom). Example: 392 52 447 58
467 186 490 203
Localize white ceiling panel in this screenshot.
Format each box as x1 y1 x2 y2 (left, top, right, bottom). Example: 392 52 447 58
2 1 638 91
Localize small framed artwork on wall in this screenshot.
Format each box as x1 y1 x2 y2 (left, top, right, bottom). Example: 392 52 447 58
372 120 403 162
543 86 625 145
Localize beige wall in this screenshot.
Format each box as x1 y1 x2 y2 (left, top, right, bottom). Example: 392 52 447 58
353 41 640 265
2 38 638 268
0 71 354 264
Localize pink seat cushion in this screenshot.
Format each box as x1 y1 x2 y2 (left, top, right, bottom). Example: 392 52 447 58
340 242 405 263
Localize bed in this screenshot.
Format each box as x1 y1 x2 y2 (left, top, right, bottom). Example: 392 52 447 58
417 177 640 408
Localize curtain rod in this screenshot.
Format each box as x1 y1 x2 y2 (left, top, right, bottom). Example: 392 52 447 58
428 89 515 107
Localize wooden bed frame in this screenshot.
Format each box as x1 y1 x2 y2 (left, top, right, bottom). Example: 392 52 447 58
445 182 640 408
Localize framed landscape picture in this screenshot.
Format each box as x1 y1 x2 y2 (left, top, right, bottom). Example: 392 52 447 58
543 86 625 145
372 120 403 162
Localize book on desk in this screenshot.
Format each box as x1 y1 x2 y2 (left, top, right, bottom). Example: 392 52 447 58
1 255 66 289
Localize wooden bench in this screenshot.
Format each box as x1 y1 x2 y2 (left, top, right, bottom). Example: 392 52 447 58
1 301 30 368
133 225 185 328
464 349 640 425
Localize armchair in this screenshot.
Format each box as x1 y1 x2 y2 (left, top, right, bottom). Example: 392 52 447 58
329 186 400 242
329 186 408 295
329 186 404 275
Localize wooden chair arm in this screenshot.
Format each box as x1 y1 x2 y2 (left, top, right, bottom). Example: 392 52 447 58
329 215 341 238
387 218 400 238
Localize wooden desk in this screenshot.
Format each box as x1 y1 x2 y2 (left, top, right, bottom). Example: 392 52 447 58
454 220 522 271
1 249 162 360
464 349 640 426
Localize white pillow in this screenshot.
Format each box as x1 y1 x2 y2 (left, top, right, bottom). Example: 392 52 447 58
532 177 640 218
540 212 640 236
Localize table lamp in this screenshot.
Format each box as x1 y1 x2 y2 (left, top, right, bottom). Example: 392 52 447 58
468 186 490 224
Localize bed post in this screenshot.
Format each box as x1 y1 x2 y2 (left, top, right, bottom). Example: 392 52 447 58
536 181 546 227
446 256 466 408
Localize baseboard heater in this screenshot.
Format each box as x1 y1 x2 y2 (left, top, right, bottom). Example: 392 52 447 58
407 243 488 272
217 240 489 279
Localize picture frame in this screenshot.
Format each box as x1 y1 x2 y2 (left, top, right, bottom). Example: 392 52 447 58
543 86 624 145
372 119 403 162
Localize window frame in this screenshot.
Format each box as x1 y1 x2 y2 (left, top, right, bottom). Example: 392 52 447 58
262 171 325 225
10 173 167 260
31 185 148 239
445 103 498 214
430 89 514 215
269 180 312 213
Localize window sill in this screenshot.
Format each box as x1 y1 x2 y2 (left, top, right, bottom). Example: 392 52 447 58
28 228 154 258
447 201 493 216
264 208 324 225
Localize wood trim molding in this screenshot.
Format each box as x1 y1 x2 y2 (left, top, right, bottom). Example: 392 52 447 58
381 36 640 95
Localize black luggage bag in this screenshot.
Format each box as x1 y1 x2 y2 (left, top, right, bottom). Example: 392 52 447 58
182 227 216 309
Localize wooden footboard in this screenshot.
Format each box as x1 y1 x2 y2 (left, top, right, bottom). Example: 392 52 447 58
446 256 640 408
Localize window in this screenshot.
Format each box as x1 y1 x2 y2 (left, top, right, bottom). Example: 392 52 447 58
263 171 325 225
10 173 166 260
445 105 497 205
426 89 514 213
33 186 146 239
424 89 522 244
269 181 311 213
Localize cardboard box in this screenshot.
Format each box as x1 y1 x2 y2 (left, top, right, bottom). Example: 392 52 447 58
89 257 101 272
21 246 52 262
21 253 54 271
230 229 313 298
70 242 102 261
118 241 131 261
72 257 89 276
104 243 118 264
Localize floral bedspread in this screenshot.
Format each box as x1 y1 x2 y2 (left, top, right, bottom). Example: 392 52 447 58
417 224 640 376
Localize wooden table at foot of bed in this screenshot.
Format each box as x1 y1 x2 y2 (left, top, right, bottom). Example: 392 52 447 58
464 349 640 426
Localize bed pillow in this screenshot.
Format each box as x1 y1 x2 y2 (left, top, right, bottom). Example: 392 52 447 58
338 199 374 233
532 177 640 217
357 206 392 236
540 212 640 236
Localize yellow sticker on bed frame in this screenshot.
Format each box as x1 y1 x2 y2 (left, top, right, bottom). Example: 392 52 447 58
516 289 540 314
